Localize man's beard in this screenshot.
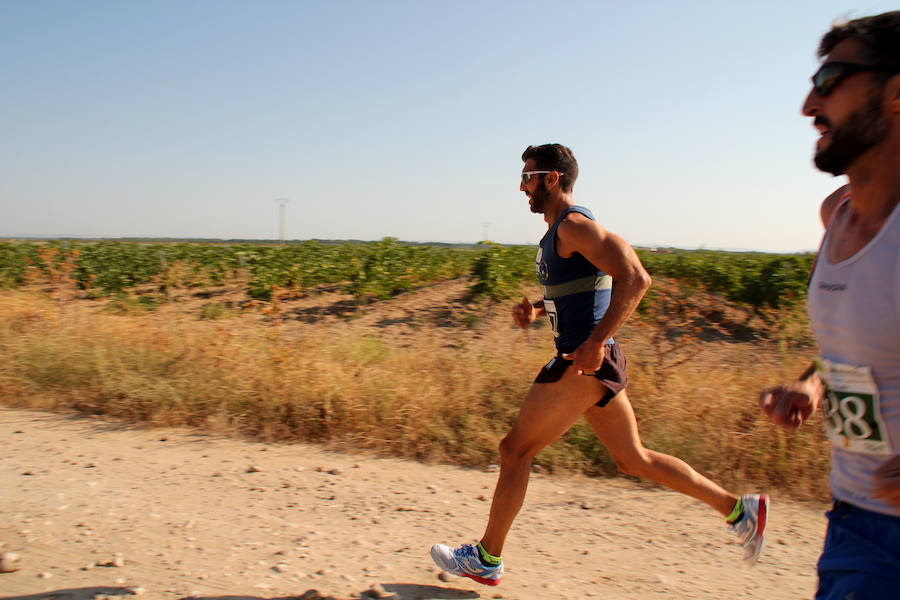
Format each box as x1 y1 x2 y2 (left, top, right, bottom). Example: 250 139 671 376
815 91 888 176
530 180 550 213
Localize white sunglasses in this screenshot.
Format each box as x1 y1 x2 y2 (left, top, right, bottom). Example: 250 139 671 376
521 171 564 185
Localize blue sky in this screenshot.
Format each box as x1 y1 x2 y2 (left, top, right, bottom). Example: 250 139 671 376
1 1 896 252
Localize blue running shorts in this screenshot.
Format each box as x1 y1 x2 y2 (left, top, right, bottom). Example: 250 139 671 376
816 499 900 599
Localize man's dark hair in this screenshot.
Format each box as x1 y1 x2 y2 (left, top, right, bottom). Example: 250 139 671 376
819 11 900 75
521 144 578 193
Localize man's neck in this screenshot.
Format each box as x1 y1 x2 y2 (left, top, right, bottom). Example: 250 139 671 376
542 194 576 227
846 135 900 225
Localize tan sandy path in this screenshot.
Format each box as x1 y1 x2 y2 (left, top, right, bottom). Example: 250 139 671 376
1 407 826 600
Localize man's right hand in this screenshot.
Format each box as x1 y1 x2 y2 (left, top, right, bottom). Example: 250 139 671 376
759 377 824 431
512 297 537 329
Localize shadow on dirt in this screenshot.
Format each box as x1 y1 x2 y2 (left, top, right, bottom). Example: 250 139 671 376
661 312 760 344
375 584 480 599
283 298 361 323
281 285 474 331
181 583 481 600
1 587 132 600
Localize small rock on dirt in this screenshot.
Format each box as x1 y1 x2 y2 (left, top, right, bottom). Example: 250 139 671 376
367 583 398 599
0 552 21 573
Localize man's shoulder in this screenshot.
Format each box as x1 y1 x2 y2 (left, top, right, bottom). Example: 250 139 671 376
560 207 597 227
820 184 850 227
556 211 607 255
558 211 601 235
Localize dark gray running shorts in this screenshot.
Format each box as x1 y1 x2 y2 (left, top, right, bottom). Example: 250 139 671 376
533 341 628 408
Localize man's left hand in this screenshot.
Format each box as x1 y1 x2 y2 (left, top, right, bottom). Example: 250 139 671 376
562 339 605 375
874 455 900 510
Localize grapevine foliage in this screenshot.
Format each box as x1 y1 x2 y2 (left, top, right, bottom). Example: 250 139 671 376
0 240 814 310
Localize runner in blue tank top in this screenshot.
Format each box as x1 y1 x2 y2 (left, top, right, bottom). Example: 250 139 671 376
537 205 614 355
431 144 767 587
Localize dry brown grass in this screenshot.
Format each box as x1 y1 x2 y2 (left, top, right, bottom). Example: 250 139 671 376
0 279 831 499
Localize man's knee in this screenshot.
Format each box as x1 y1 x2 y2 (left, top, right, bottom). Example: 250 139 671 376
498 435 538 465
612 449 651 477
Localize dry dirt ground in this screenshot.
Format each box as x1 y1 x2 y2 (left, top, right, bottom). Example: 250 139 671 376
1 406 829 600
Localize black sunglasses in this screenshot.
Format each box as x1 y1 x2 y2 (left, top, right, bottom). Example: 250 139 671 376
812 61 897 96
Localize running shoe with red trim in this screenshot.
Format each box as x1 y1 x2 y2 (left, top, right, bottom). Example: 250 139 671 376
730 494 769 565
430 543 503 586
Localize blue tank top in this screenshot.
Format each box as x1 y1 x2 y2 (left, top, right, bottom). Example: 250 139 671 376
536 206 613 353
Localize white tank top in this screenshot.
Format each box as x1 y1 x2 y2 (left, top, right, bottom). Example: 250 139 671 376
808 197 900 517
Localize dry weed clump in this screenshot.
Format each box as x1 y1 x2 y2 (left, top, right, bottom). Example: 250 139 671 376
0 290 537 464
0 286 831 499
623 347 830 498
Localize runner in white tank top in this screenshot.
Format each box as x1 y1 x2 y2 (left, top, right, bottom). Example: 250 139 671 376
809 193 900 517
758 11 900 599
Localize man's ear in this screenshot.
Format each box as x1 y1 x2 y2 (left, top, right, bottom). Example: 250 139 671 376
888 74 900 114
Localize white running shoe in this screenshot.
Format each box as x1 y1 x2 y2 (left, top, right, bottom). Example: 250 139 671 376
730 494 769 565
430 543 503 586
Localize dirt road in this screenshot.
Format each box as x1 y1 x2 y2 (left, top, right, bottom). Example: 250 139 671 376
1 407 827 600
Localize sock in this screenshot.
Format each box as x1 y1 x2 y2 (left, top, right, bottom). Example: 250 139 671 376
476 542 502 566
726 497 744 524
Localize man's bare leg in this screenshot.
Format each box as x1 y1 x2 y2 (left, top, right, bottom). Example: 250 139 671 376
583 391 737 516
479 368 604 557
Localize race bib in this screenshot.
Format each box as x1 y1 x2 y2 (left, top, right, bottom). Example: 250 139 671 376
544 298 559 337
816 358 892 455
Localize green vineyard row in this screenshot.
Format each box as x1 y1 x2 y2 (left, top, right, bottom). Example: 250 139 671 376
0 239 814 309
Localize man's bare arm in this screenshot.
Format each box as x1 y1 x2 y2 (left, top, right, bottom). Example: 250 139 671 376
556 214 651 371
